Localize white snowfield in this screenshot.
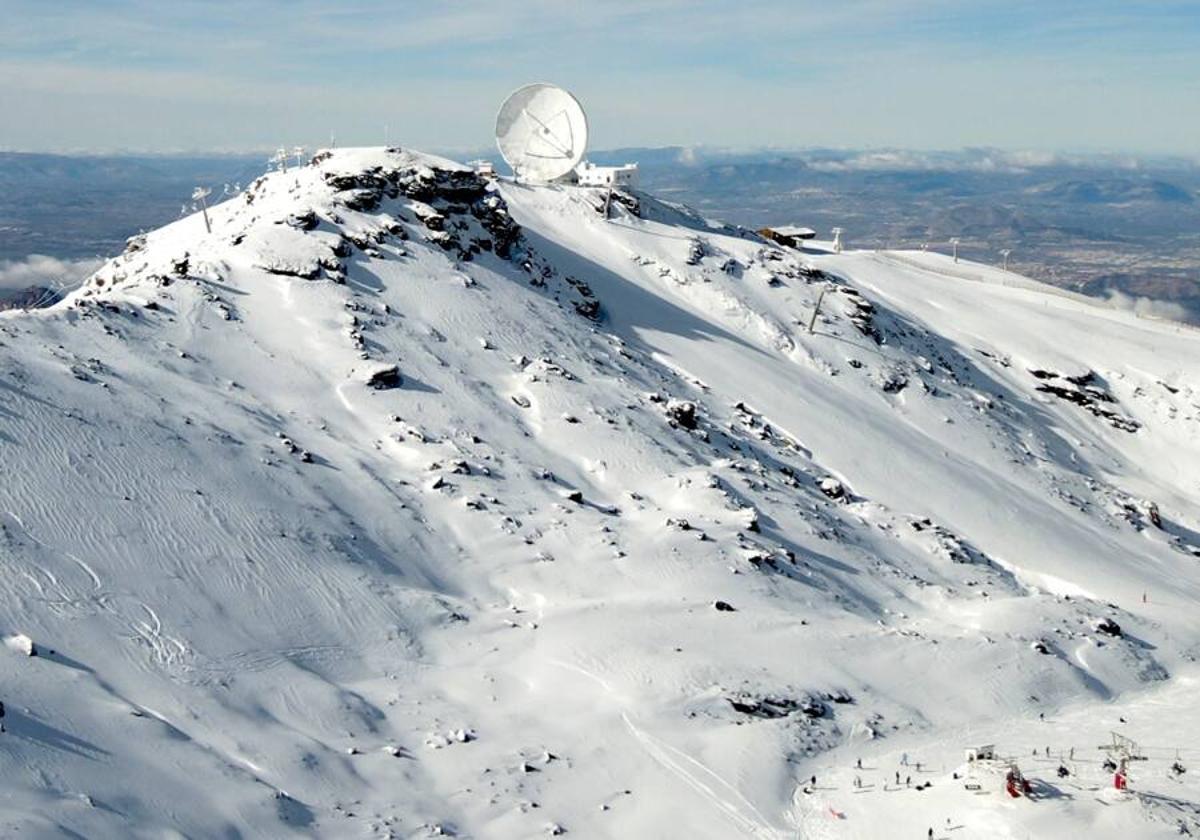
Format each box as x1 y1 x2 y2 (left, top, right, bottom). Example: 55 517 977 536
1 147 1198 839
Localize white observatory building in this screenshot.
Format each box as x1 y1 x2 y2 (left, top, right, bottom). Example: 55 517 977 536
576 161 639 188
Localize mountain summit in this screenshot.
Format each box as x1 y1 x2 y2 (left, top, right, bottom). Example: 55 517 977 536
3 147 1199 838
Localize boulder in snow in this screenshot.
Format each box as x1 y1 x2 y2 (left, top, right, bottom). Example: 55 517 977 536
363 363 403 390
664 399 698 430
818 477 847 501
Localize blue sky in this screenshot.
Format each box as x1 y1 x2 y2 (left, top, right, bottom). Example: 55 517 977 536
1 0 1197 154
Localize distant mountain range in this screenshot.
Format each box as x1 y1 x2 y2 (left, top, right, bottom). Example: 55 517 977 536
0 151 265 259
1030 178 1195 205
0 285 62 311
1 147 1196 321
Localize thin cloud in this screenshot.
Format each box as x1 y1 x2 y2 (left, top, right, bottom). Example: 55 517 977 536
802 148 1154 174
1 1 1197 153
1105 290 1190 322
0 254 101 292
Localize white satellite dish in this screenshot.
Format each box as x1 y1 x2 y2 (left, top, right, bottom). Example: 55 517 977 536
495 83 588 183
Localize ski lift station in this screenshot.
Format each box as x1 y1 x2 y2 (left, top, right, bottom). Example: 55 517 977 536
965 744 996 763
759 225 817 249
495 83 638 188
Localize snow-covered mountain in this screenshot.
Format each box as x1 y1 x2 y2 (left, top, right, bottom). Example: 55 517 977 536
2 147 1199 839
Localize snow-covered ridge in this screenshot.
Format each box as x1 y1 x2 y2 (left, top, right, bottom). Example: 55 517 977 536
2 147 1199 838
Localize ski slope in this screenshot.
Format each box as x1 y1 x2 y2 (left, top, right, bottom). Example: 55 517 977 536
1 147 1198 839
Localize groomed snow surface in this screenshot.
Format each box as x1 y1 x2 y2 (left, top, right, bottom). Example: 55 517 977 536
2 147 1199 839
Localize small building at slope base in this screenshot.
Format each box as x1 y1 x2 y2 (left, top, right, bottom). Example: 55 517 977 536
965 744 997 763
759 225 817 249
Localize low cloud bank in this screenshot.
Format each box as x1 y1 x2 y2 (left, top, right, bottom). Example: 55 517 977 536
1105 290 1191 322
804 148 1148 174
0 254 102 292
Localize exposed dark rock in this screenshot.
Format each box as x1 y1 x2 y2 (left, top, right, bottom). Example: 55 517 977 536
728 695 797 718
799 697 829 718
611 191 640 216
879 370 908 393
471 194 521 259
836 286 881 343
574 299 600 319
365 364 402 390
728 691 829 720
665 400 698 430
1030 369 1140 432
818 477 847 501
1147 502 1163 529
259 259 321 279
281 209 319 231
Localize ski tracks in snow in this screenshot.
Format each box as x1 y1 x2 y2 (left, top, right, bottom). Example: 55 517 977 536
791 785 842 840
551 658 790 839
3 510 102 614
2 510 190 672
621 710 791 840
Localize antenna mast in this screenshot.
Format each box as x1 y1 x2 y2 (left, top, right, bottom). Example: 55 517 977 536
191 186 213 234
